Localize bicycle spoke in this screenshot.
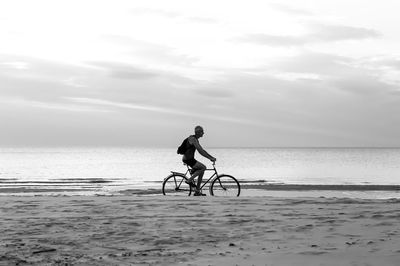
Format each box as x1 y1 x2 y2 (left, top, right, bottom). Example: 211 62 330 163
163 166 240 197
162 174 192 196
210 175 240 197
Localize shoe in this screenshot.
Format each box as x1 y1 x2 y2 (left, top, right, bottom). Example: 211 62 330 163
193 191 206 196
185 180 197 188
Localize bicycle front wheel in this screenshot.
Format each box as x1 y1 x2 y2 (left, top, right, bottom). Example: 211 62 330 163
162 173 192 196
210 174 240 197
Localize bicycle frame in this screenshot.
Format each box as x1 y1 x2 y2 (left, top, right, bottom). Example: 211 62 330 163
188 163 219 191
164 162 240 196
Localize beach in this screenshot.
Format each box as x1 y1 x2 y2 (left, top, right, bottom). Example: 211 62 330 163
3 0 400 264
1 194 400 266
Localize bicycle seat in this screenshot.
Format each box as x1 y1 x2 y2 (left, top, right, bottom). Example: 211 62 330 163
170 171 185 175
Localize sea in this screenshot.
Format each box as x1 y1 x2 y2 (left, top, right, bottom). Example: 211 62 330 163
1 147 400 198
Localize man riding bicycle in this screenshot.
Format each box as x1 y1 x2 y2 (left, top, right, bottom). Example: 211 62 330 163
182 126 216 196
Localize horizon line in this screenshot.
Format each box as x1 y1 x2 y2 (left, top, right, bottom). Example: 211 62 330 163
1 145 400 149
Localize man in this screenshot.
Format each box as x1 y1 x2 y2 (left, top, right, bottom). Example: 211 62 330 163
182 126 216 196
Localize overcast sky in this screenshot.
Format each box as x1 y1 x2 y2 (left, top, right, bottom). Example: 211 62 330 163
1 0 400 147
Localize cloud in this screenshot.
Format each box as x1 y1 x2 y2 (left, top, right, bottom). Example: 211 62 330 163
269 3 314 16
236 23 381 47
130 7 180 18
2 52 400 147
87 61 160 80
0 97 113 113
130 7 218 25
310 24 381 41
63 77 87 88
271 51 400 99
385 59 400 70
0 54 96 89
0 61 30 70
67 96 179 116
336 56 400 87
67 97 172 113
1 70 74 102
0 54 198 120
271 72 322 82
194 88 235 98
65 96 262 127
111 70 157 80
99 35 199 66
329 74 390 95
274 52 351 75
362 56 400 70
185 16 219 24
236 34 305 46
210 67 400 145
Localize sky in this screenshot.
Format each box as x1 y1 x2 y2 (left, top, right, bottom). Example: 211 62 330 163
1 0 400 147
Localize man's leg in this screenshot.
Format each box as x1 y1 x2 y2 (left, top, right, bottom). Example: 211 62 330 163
189 162 206 191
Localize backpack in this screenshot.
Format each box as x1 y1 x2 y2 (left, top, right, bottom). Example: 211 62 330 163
177 138 189 155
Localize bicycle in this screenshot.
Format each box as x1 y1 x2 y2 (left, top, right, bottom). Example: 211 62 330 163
162 162 240 196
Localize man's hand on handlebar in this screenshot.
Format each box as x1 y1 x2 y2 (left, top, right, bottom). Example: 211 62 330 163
210 157 217 163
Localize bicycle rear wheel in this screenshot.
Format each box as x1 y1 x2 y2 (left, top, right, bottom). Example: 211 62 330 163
162 173 192 196
210 174 240 197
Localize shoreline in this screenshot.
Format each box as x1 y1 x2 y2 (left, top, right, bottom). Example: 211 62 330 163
1 183 400 198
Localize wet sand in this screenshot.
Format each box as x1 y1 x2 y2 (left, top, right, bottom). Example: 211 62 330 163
1 195 400 265
1 178 400 197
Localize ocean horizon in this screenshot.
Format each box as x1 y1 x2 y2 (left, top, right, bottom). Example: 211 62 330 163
1 146 400 198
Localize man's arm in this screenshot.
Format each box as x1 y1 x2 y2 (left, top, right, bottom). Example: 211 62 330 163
190 137 216 161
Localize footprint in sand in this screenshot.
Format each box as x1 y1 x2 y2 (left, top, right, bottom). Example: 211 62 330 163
298 251 328 255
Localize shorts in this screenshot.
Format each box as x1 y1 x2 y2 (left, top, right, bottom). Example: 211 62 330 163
183 158 197 168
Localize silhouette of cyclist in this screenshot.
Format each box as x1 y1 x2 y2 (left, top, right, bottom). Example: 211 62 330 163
182 126 216 196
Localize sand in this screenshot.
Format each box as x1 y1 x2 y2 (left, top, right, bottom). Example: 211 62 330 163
1 195 400 266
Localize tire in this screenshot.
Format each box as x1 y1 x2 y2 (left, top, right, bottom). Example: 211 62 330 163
162 173 192 196
209 174 240 197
